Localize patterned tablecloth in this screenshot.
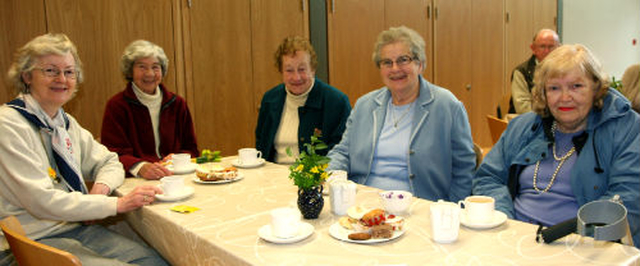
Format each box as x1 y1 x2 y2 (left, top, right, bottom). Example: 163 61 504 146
115 157 640 266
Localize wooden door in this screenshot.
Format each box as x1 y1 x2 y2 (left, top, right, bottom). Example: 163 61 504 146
186 0 254 155
0 0 46 105
433 0 472 105
533 0 557 33
44 0 177 137
327 0 385 104
505 0 534 94
471 0 505 148
384 0 434 81
251 0 309 111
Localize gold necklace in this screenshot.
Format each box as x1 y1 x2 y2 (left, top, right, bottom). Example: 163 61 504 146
532 121 576 193
390 101 414 128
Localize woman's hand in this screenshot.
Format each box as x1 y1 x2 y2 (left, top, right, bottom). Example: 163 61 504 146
116 185 163 213
139 162 172 180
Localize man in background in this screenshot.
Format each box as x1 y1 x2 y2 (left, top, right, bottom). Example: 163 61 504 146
511 29 560 114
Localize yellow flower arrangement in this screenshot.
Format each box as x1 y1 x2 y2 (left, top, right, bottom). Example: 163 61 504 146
287 129 331 190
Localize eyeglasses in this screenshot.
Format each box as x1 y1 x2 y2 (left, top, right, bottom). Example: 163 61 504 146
377 55 417 69
34 67 77 80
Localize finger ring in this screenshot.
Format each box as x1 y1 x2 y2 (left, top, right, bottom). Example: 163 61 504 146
143 195 149 202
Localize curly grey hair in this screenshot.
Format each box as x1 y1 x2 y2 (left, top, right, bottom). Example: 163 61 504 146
6 33 83 95
120 40 169 81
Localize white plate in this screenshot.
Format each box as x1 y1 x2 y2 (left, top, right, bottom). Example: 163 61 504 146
258 222 314 244
460 210 507 229
166 162 197 175
155 186 194 202
191 172 245 184
231 158 265 168
328 222 405 244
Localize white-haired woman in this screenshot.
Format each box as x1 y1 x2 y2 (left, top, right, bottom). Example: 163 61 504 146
328 26 476 202
0 33 167 265
101 40 198 180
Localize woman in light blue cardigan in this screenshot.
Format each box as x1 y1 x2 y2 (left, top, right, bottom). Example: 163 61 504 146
328 26 475 202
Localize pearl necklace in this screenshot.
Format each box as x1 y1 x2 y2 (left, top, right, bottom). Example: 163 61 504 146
532 121 576 194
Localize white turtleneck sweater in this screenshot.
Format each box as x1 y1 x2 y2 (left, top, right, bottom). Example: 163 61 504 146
273 79 314 164
129 83 162 176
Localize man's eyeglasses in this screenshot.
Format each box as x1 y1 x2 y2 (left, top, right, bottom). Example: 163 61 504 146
34 67 77 80
377 55 417 69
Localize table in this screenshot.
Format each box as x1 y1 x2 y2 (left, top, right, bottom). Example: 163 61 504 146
116 157 640 266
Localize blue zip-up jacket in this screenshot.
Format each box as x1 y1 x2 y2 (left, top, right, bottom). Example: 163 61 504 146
473 89 640 248
328 76 475 202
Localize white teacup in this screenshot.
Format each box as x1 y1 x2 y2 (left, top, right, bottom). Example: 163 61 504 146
270 207 300 239
238 148 262 165
430 200 461 243
172 153 191 172
458 195 495 224
160 176 185 197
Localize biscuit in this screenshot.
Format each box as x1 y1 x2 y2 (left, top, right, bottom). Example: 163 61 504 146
348 232 372 240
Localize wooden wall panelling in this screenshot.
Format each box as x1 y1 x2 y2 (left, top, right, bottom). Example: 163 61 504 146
187 0 254 155
0 0 46 105
250 0 310 116
384 0 434 81
470 0 505 147
44 0 178 138
533 0 558 33
505 0 534 96
327 0 385 105
433 0 472 105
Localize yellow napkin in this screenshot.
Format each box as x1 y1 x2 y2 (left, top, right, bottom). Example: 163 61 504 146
170 205 200 214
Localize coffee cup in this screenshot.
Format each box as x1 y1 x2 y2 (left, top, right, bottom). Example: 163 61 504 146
458 195 495 224
329 179 356 216
160 176 185 197
270 207 300 239
238 148 262 165
172 153 191 172
430 200 460 243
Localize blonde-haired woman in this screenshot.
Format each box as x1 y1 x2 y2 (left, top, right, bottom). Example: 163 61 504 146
102 40 198 179
473 44 640 247
0 33 167 264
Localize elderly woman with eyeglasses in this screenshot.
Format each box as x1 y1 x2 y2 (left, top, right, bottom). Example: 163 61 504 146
0 33 167 264
101 40 198 179
473 44 640 247
328 26 476 202
256 36 351 164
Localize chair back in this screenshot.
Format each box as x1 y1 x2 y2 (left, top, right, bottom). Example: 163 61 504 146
0 216 81 266
472 143 483 169
486 115 508 144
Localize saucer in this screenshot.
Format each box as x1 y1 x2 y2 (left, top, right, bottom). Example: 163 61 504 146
258 222 314 244
166 163 197 175
232 158 265 168
460 210 507 229
155 185 195 202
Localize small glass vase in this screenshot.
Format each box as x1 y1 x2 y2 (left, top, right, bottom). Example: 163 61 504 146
297 186 324 219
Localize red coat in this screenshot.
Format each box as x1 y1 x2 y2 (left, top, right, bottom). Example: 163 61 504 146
101 83 198 175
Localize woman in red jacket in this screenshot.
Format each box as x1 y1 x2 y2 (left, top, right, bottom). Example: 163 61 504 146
102 40 198 179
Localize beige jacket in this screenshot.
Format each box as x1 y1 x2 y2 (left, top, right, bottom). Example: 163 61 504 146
0 105 123 250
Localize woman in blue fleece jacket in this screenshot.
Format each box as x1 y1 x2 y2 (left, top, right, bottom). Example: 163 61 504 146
473 44 640 247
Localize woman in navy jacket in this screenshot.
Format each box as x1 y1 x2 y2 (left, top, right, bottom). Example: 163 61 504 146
255 36 350 164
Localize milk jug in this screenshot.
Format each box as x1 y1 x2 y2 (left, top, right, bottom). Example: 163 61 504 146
329 179 356 216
